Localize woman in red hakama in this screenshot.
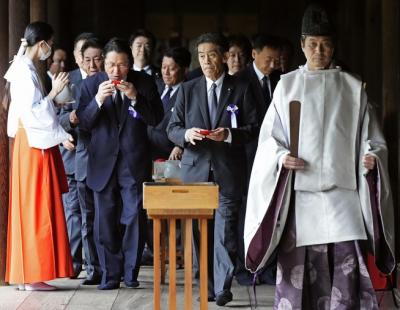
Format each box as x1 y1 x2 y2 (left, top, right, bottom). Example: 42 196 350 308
5 21 74 290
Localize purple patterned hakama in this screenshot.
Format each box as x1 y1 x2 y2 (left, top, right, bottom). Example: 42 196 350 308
274 210 378 310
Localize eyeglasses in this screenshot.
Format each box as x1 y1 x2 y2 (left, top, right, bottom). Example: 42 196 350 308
104 62 129 70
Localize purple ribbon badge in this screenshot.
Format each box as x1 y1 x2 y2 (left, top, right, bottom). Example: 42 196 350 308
226 104 239 128
128 105 141 119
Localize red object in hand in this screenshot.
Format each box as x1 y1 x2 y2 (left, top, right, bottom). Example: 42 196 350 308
199 130 212 136
112 80 122 85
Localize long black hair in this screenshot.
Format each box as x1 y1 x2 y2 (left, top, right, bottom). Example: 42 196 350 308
24 21 53 47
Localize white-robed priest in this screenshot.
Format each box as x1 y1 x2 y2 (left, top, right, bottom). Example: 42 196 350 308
244 4 395 309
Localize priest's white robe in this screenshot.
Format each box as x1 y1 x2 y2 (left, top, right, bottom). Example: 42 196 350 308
244 65 395 275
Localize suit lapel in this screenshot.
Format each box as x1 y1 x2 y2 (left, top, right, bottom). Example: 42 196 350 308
195 76 211 129
213 75 234 128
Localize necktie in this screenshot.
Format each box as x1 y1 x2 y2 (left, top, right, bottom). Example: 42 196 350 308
262 75 271 104
162 87 173 112
210 82 218 127
114 89 122 123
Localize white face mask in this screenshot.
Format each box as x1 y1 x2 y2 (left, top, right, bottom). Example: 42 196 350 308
39 41 52 61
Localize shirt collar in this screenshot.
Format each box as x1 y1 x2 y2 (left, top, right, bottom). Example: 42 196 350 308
165 82 182 92
252 61 265 81
80 68 88 79
205 72 225 91
133 64 151 73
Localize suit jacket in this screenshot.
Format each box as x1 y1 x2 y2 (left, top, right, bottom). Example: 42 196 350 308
135 65 161 80
236 65 281 183
149 65 161 80
147 78 179 159
77 70 164 192
236 64 280 125
167 74 257 199
58 68 82 175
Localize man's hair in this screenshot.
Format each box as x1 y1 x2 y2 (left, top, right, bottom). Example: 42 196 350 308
81 37 103 56
163 47 191 68
73 32 96 49
196 33 228 54
251 34 281 52
103 37 133 64
227 34 252 59
128 29 156 50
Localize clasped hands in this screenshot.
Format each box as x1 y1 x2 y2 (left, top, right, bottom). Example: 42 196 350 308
96 80 137 105
186 127 228 145
282 154 376 170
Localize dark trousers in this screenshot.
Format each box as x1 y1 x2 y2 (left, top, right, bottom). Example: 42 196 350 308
193 172 241 297
77 179 101 278
93 154 145 284
62 174 82 272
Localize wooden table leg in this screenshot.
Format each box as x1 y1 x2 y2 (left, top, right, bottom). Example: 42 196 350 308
184 218 192 310
160 220 167 284
199 218 208 310
169 218 176 310
153 218 161 310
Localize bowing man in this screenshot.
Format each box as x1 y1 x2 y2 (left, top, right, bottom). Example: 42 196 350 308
77 38 163 290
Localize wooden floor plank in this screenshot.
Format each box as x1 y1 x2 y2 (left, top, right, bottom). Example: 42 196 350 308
1 267 394 309
0 284 32 310
65 282 119 310
17 278 80 310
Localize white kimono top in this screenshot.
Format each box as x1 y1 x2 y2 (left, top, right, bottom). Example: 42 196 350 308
5 56 68 149
244 64 395 274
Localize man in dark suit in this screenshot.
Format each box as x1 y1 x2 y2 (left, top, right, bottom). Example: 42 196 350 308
167 33 257 306
58 32 96 279
77 38 164 290
235 34 281 285
129 29 160 80
148 47 191 160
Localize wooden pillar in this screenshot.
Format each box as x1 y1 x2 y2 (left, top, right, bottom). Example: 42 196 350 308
30 0 47 22
0 0 9 94
382 0 400 259
9 0 29 56
364 0 382 118
0 0 9 286
47 0 60 43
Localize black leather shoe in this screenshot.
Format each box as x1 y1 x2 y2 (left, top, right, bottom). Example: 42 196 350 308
97 281 120 290
124 280 139 288
215 291 233 306
81 276 101 285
